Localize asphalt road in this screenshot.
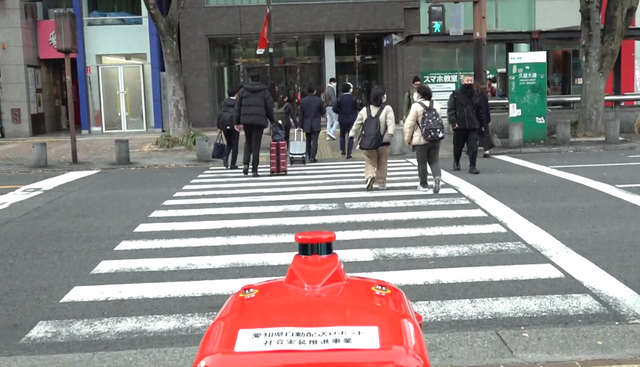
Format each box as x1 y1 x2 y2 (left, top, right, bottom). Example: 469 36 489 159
0 151 639 365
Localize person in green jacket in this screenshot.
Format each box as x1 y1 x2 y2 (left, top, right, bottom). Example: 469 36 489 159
403 76 422 120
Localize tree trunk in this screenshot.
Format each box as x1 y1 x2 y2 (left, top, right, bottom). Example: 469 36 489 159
159 33 190 136
578 41 607 133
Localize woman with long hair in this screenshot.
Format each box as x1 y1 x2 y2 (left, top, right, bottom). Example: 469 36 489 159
275 93 299 148
404 84 442 193
349 86 395 191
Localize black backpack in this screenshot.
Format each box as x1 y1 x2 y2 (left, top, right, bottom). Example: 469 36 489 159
359 105 385 150
417 101 445 141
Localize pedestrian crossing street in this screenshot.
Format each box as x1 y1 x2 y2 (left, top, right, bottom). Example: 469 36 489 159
21 159 611 345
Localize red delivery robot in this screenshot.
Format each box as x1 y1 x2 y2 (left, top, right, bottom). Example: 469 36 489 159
192 231 430 367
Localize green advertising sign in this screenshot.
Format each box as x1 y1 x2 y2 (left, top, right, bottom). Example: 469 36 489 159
508 51 548 142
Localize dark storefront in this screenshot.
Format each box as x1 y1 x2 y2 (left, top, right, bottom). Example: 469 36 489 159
180 0 421 128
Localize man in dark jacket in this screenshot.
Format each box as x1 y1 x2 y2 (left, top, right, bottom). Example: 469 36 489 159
333 83 360 159
299 84 326 162
217 87 239 169
234 71 275 177
447 74 485 174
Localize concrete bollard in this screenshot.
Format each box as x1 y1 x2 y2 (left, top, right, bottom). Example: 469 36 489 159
509 122 523 147
605 118 620 144
390 124 405 156
32 142 47 168
195 136 212 162
115 139 131 164
556 119 571 145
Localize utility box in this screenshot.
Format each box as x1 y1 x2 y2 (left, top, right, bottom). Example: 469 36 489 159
54 11 78 54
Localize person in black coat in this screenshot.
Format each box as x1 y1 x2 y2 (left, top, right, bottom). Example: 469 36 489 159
234 71 275 177
474 82 493 158
275 93 299 148
333 83 361 159
217 87 239 169
298 84 326 162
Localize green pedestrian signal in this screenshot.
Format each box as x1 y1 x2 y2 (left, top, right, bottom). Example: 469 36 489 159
432 21 442 33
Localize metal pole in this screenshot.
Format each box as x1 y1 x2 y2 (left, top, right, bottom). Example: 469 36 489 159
473 0 487 86
267 0 276 100
64 53 78 164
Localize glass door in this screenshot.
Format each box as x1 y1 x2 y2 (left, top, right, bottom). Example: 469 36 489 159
99 64 146 132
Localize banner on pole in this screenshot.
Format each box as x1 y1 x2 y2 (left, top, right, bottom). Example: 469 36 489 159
256 9 270 55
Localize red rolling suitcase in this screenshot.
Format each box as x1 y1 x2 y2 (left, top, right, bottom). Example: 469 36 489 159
270 140 288 175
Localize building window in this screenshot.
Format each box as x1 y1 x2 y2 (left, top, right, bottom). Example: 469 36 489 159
86 0 143 25
206 0 400 5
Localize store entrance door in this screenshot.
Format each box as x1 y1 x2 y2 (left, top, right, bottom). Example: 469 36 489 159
98 65 146 132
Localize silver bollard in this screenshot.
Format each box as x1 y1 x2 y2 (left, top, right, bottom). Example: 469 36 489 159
115 139 131 164
390 124 405 156
196 136 212 162
509 122 524 147
32 142 48 168
605 118 620 144
556 119 571 145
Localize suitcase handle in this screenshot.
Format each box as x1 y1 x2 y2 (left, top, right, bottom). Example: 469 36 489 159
294 129 305 141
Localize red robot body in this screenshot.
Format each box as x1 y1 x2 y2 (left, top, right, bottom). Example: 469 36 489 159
192 231 430 367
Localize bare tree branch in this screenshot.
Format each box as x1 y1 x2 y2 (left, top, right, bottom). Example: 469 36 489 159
601 0 639 72
166 0 186 35
142 0 167 38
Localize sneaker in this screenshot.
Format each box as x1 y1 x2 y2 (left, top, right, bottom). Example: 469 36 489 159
469 166 480 174
417 184 429 192
327 132 336 140
375 184 387 190
453 162 461 171
366 177 375 191
433 177 441 194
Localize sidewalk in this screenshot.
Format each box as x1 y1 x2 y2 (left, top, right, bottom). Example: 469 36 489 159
1 129 638 173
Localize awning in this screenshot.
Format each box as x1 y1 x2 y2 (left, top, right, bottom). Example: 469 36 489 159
400 26 640 48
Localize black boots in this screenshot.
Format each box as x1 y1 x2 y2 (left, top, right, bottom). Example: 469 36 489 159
453 162 461 171
243 164 249 176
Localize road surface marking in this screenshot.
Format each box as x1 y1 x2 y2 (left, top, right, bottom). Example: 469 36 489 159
0 185 24 189
93 242 530 273
20 312 218 343
198 166 416 177
163 188 458 205
202 162 413 174
194 170 420 183
0 171 100 210
115 224 507 250
549 162 640 168
496 155 640 209
60 264 564 302
175 181 421 197
183 176 425 190
616 184 640 188
134 209 487 232
207 159 409 170
150 198 469 218
434 157 640 320
413 294 605 322
629 155 640 158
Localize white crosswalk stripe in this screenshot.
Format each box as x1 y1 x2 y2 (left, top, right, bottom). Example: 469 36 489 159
20 159 609 345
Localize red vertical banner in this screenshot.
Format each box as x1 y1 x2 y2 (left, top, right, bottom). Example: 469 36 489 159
256 9 270 55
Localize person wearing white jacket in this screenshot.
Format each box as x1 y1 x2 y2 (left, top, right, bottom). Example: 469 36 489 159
349 86 395 191
403 85 442 193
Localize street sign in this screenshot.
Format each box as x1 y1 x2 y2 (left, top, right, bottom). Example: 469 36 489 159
383 34 404 47
449 2 464 36
508 51 548 143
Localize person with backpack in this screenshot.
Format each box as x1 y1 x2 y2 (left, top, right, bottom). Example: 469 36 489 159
404 84 444 193
275 93 299 148
333 83 361 159
349 86 395 191
447 74 485 174
321 78 338 141
217 87 239 169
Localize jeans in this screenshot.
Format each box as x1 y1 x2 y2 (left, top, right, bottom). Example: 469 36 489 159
339 121 354 155
453 128 479 167
326 107 338 135
243 125 264 172
415 142 442 188
305 131 320 160
222 128 239 166
363 145 390 186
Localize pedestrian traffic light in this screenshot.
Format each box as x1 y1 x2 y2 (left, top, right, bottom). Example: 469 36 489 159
428 4 446 35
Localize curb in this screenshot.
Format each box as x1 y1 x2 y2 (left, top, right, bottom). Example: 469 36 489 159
490 143 640 155
456 360 640 367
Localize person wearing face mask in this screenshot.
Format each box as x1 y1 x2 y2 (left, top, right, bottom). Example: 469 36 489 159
447 74 485 174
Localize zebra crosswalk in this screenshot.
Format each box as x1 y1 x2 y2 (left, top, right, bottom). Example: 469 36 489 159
20 159 611 346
